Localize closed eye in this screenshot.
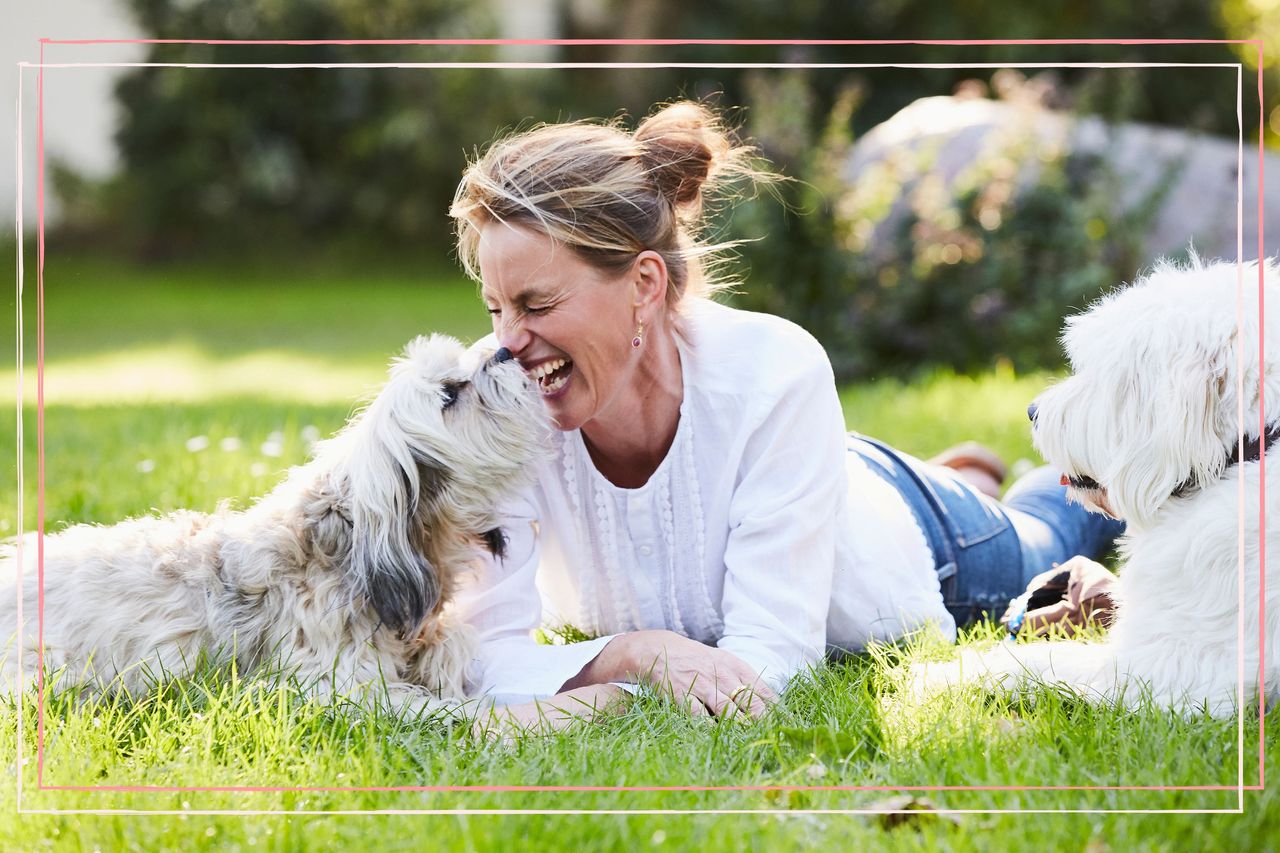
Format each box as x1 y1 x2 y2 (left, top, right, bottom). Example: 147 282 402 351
441 381 467 409
489 305 551 318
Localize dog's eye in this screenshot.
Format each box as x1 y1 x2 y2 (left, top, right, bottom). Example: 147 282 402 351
441 381 467 410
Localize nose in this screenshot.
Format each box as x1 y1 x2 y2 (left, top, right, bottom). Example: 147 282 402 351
495 316 532 356
489 347 514 366
1027 402 1039 423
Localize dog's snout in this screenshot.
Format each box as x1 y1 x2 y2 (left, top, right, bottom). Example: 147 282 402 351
1027 402 1039 424
489 347 515 367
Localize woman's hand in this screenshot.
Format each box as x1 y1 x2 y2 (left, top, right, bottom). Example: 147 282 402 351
564 630 777 719
472 684 629 742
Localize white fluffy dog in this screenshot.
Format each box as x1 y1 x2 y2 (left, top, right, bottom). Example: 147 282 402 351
1 336 545 716
915 257 1279 718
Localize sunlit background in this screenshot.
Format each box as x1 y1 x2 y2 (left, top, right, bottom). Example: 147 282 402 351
1 5 1275 835
3 2 1277 530
7 3 1278 394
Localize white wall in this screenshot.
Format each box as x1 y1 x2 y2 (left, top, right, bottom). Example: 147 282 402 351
5 0 145 231
491 0 562 60
2 0 573 231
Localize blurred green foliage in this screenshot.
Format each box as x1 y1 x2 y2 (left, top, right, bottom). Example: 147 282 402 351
55 0 566 257
607 0 1252 135
730 70 1176 379
1221 0 1280 146
51 0 1267 379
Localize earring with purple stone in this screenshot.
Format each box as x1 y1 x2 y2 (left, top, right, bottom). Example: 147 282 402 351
632 320 644 348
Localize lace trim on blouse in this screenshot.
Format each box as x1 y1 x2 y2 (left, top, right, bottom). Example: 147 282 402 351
554 401 719 641
547 329 732 643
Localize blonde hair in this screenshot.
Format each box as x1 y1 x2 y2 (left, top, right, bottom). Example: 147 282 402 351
449 101 775 310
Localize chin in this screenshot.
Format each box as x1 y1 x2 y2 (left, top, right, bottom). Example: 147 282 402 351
537 374 600 435
542 397 586 433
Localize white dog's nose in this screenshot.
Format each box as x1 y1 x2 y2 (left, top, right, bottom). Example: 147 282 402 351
1027 402 1039 423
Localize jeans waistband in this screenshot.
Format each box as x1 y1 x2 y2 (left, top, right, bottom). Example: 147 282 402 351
847 433 958 583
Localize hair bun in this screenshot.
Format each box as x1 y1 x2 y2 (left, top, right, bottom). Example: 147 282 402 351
634 102 731 207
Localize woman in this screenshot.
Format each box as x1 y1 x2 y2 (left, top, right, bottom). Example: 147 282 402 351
448 101 1122 725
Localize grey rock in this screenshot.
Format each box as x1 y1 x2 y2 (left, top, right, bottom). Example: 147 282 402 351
844 95 1279 264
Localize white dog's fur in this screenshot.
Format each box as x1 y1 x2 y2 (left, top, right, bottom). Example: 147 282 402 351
1 335 546 716
915 257 1279 717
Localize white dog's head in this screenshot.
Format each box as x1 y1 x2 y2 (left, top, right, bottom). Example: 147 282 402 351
307 334 548 634
1030 257 1279 531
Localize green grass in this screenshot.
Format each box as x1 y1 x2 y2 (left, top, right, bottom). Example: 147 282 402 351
5 252 490 405
2 253 1275 849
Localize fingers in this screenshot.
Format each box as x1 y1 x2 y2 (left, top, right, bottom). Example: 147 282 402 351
722 656 777 718
667 670 727 718
681 692 712 717
634 639 778 720
727 681 774 719
720 674 776 719
695 668 776 720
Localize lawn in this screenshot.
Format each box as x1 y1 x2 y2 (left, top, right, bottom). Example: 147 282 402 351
2 252 1274 850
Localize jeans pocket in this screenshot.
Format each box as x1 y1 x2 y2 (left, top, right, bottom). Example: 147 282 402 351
925 469 1012 549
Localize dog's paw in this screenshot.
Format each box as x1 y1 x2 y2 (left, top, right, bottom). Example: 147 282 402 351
903 658 967 701
903 647 1022 701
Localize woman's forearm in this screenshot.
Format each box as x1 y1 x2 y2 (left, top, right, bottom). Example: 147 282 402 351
537 683 629 720
475 683 629 738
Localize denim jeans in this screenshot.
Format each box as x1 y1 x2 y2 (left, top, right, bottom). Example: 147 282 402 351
848 433 1125 628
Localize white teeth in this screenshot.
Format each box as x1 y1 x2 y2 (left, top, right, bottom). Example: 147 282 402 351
530 358 567 381
541 372 568 394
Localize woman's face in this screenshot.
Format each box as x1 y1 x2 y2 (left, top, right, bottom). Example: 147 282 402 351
477 222 645 432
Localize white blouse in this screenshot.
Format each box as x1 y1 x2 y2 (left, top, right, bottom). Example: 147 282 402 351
454 299 954 703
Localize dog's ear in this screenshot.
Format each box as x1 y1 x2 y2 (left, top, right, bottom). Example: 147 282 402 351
348 456 450 635
1106 335 1234 526
480 527 508 560
339 426 450 636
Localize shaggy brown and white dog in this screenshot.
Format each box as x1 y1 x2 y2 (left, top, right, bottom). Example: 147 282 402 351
1 336 545 716
914 258 1279 718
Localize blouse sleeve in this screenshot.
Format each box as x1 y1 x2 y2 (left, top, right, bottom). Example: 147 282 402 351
716 352 848 694
452 490 616 705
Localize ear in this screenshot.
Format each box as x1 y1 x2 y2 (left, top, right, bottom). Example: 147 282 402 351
631 250 669 316
342 434 448 636
1106 338 1233 526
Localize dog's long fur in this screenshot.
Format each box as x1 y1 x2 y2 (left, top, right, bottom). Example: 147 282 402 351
915 257 1279 717
1 335 546 716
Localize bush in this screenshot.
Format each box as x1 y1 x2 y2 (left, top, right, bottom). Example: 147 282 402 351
730 70 1176 381
57 0 564 258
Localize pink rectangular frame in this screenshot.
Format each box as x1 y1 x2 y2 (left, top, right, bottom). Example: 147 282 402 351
14 37 1268 814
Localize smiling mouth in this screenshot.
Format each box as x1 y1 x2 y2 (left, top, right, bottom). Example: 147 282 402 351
528 358 574 396
1060 476 1120 519
1061 473 1102 491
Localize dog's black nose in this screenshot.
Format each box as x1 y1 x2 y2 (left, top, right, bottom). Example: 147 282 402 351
490 347 514 366
1027 402 1039 424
